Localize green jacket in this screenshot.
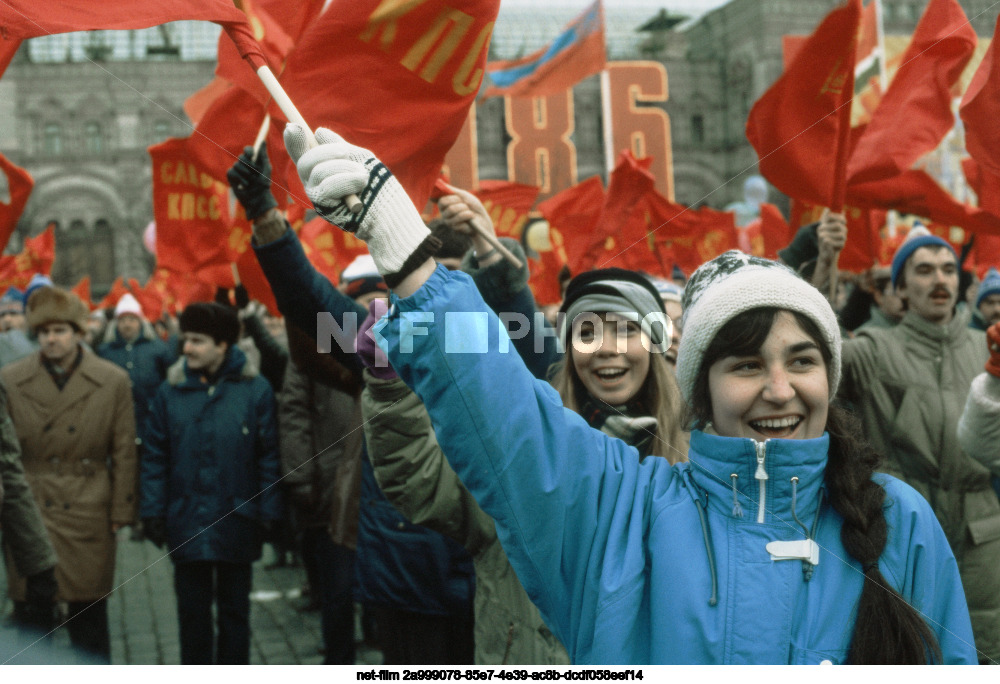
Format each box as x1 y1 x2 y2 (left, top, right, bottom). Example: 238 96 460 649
841 310 1000 661
361 372 569 665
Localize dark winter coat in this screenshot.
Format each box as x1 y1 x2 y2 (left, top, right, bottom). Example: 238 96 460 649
97 320 174 445
140 346 282 564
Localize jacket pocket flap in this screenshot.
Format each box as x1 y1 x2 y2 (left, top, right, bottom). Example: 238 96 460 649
968 513 1000 546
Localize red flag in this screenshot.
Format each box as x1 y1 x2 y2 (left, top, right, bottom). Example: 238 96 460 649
578 151 658 273
472 181 539 240
0 152 34 253
183 76 231 127
848 0 976 185
214 0 296 106
848 169 1000 238
149 138 234 277
298 217 370 287
536 176 605 277
70 276 93 311
97 276 130 311
746 0 861 209
0 0 266 68
758 203 792 261
961 14 1000 177
789 200 883 272
963 156 1000 218
482 0 605 99
647 194 738 276
274 0 500 210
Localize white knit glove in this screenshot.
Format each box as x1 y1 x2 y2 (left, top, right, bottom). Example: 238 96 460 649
283 123 433 280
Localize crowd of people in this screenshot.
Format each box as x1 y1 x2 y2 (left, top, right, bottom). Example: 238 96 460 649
0 123 999 666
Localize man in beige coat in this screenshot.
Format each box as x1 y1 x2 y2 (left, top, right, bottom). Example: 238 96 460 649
1 286 137 663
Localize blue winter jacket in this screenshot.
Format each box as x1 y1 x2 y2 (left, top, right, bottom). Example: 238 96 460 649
379 265 978 664
139 346 283 564
97 322 175 445
253 228 475 614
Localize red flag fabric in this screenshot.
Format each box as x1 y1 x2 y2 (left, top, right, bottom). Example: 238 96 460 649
298 217 370 287
70 276 93 311
274 0 500 211
536 176 605 277
577 151 658 273
790 200 881 272
961 14 1000 177
0 0 265 68
149 138 234 280
746 0 861 209
126 277 165 321
472 181 539 240
647 194 738 276
482 0 605 99
214 0 296 106
0 152 34 254
848 0 976 185
97 276 130 311
757 203 792 261
0 223 55 288
847 169 1000 238
963 156 1000 218
0 39 20 79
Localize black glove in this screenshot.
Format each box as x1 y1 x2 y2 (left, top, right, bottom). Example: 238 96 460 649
226 143 279 220
234 284 250 310
142 517 167 549
19 566 58 632
776 221 819 271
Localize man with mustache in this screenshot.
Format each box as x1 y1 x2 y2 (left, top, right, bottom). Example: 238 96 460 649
816 219 1000 664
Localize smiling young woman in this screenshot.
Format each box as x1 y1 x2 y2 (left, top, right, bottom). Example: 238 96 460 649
547 269 687 463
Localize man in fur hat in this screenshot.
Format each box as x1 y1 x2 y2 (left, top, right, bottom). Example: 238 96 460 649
140 301 282 664
0 286 137 663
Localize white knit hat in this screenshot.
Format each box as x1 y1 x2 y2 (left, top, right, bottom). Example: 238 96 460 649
675 251 841 403
114 293 144 320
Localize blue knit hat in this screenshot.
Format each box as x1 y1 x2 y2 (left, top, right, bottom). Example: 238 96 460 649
0 287 25 314
977 268 1000 309
23 273 54 306
890 225 956 287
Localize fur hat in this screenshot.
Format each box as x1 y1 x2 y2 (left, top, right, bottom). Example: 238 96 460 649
179 302 240 346
676 250 841 403
114 293 144 320
26 286 89 333
558 268 670 350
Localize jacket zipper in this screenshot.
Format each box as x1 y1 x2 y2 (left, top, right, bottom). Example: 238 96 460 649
754 439 769 523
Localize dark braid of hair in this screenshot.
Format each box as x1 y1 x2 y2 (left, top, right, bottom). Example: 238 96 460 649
824 405 941 664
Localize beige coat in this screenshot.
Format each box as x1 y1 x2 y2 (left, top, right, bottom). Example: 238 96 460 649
1 348 137 602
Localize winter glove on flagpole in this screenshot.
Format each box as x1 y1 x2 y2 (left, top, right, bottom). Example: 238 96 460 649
986 321 1000 379
283 123 440 287
226 142 279 220
357 298 397 380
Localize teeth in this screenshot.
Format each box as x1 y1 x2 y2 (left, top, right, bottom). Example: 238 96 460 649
596 369 626 378
750 417 800 429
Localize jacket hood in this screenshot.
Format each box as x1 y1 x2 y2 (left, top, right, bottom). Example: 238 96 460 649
102 317 160 346
166 344 258 387
685 429 829 525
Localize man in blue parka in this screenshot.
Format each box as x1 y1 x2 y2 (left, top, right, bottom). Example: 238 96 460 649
140 301 282 665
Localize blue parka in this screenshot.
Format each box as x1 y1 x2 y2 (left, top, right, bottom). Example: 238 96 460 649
140 346 282 564
378 265 978 664
253 228 475 615
97 321 175 445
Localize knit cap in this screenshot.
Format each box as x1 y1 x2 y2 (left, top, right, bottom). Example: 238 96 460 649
114 293 144 319
558 268 671 351
179 302 240 347
0 287 25 314
890 224 956 287
977 268 1000 309
675 250 841 403
23 273 53 304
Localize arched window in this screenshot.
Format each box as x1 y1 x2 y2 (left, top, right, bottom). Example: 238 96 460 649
84 122 103 154
92 219 116 285
43 123 63 156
